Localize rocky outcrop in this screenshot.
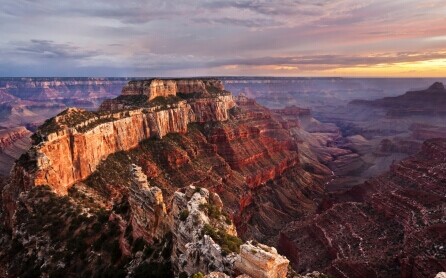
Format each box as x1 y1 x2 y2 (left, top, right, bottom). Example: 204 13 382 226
128 164 169 242
121 79 225 101
170 185 239 276
170 185 289 278
235 241 289 278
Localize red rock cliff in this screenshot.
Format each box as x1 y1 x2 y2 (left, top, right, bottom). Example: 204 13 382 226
9 80 235 196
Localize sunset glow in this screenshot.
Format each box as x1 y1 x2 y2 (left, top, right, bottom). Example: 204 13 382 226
0 0 445 77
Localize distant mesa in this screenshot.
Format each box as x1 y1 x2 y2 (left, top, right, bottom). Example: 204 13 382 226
428 81 445 91
120 78 226 101
350 82 446 116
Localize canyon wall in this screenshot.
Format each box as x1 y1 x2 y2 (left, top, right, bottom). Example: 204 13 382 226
21 94 234 195
121 79 225 101
279 138 446 277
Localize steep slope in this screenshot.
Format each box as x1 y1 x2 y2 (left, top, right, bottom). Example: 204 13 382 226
279 138 446 277
0 127 32 175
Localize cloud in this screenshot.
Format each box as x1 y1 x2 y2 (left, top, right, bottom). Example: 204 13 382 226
1 0 446 76
205 51 446 70
12 40 100 60
193 17 282 28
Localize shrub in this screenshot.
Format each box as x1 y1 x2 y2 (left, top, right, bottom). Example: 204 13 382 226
202 224 243 254
179 209 189 221
199 203 221 219
192 272 204 278
132 237 146 254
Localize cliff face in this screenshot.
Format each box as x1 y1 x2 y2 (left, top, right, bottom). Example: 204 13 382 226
170 185 239 276
279 139 446 277
128 164 169 242
12 93 234 195
235 241 289 278
0 127 32 175
121 79 225 101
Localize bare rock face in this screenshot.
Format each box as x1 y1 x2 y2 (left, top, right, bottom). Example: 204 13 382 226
128 164 169 242
0 127 32 175
171 185 239 277
235 240 289 278
121 79 225 101
8 80 235 196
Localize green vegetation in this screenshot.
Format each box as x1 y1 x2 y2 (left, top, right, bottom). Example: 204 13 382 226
202 224 243 255
4 184 175 277
84 151 132 198
199 203 221 220
191 272 205 278
16 152 37 171
179 209 189 221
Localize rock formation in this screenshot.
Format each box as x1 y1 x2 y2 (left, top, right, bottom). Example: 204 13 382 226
0 78 323 277
235 240 289 278
170 185 289 278
128 164 169 242
170 185 239 276
0 127 32 175
8 81 235 196
351 82 446 116
279 139 446 277
121 79 225 101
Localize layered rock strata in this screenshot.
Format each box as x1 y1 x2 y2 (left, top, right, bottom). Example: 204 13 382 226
121 79 225 101
235 241 289 278
128 164 169 242
170 185 289 278
279 139 446 277
171 185 238 276
10 85 234 195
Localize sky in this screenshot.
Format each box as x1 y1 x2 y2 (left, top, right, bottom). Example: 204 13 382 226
1 0 446 77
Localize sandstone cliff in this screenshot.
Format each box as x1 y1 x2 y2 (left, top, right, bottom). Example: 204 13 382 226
121 78 225 101
128 164 169 242
235 240 289 278
9 84 234 196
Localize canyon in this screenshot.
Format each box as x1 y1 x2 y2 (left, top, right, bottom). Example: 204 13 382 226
0 78 445 277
